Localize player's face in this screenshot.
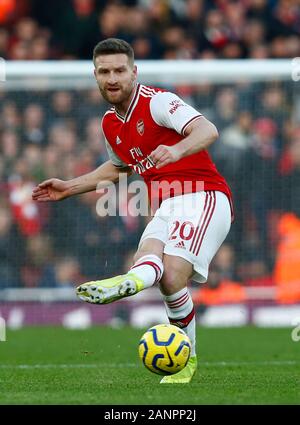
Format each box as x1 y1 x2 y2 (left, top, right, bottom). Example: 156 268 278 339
94 54 137 109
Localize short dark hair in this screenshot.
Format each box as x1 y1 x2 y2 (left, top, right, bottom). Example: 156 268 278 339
93 38 134 65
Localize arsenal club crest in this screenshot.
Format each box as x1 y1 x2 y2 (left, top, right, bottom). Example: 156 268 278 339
136 119 144 136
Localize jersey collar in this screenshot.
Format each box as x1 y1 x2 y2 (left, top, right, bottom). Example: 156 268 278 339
114 83 141 123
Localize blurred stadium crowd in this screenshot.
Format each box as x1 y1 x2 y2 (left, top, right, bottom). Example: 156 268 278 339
0 0 300 302
1 80 300 297
1 0 300 60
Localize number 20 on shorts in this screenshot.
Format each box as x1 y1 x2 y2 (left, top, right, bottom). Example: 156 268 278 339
170 221 195 241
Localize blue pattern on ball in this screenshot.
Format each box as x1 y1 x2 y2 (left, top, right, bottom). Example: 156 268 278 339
174 340 191 356
139 339 148 365
150 328 175 346
152 353 173 375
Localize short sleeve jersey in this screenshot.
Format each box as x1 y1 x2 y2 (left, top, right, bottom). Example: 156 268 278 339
101 84 233 216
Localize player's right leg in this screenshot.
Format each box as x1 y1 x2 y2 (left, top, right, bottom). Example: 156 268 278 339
76 238 164 304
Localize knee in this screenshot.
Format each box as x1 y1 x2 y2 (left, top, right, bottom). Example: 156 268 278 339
159 256 193 295
159 267 188 295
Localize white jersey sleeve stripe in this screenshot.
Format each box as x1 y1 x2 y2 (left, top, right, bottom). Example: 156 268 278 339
140 92 155 98
140 85 159 95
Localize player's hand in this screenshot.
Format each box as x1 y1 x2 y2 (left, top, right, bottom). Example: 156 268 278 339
32 178 71 202
150 145 182 170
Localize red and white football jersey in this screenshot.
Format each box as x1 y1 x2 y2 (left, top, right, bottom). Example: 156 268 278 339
101 83 233 216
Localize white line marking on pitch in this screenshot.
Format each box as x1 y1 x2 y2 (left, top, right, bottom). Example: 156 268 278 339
201 360 299 366
0 363 136 369
0 360 299 369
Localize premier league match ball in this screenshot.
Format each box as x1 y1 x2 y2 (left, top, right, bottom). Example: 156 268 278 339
138 324 191 375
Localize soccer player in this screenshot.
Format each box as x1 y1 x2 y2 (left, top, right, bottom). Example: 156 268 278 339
32 38 233 384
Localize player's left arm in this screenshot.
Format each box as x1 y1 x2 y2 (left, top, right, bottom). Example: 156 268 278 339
151 116 218 170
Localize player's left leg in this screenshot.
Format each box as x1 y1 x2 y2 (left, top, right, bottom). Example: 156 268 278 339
76 238 165 304
159 255 197 384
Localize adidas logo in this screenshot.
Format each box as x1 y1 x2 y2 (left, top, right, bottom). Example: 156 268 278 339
116 136 122 145
174 241 186 249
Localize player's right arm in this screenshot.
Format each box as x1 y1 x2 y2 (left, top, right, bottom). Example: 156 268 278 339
32 160 131 202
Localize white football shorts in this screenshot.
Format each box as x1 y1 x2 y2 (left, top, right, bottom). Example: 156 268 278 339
139 191 232 283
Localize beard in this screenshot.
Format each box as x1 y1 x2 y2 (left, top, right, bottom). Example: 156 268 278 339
98 81 135 106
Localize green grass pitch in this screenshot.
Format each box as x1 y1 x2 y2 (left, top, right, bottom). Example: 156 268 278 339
0 326 299 405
